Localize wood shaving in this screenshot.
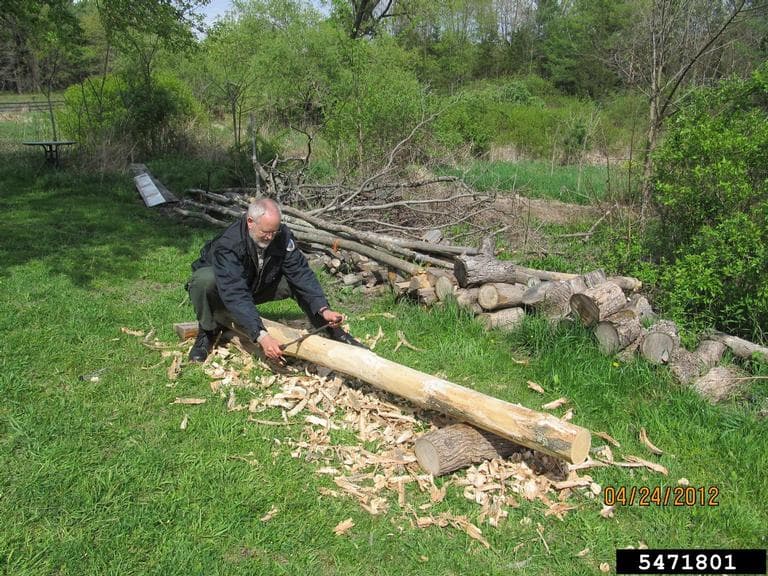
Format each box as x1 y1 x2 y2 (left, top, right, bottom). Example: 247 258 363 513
173 397 206 405
639 427 664 455
333 518 355 536
260 506 278 522
594 431 621 447
145 329 666 548
527 380 545 394
541 397 568 410
394 331 423 352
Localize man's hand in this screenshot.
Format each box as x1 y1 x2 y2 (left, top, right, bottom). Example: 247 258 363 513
258 333 285 362
320 308 344 327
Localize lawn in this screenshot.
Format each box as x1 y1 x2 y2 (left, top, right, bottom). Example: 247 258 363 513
0 154 766 575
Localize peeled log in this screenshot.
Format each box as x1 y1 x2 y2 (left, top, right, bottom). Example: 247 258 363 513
594 310 643 355
414 423 523 476
607 275 643 293
478 283 527 311
231 319 589 463
693 365 747 403
570 282 627 326
669 340 726 384
477 307 525 332
640 320 680 365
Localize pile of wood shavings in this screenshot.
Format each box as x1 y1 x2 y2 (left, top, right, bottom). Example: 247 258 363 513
121 325 671 548
183 334 609 547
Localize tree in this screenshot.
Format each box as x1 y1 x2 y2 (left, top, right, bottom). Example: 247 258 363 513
610 0 756 217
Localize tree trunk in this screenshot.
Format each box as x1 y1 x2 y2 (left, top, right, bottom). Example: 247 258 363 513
477 307 525 332
708 332 768 363
693 365 746 403
454 288 481 314
454 255 534 287
640 320 680 364
414 423 523 476
569 282 627 326
537 280 575 322
477 283 527 311
669 340 726 385
594 309 643 355
217 319 592 464
434 275 456 301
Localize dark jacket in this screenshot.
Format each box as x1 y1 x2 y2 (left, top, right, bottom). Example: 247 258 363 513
191 215 328 340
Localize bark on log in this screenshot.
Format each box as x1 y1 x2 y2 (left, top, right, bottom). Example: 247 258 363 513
626 293 655 321
616 326 647 363
434 276 456 301
669 340 726 385
640 320 680 365
594 309 643 355
454 255 534 287
521 281 553 306
292 229 422 276
478 283 527 311
708 332 768 363
417 287 438 306
454 288 482 314
536 280 575 322
693 365 747 403
208 319 591 463
414 423 523 476
569 282 627 326
606 275 643 293
477 307 525 332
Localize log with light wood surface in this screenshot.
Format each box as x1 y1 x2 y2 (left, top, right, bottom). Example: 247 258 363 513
477 307 525 332
594 309 643 354
708 332 768 363
477 282 527 311
186 319 591 464
640 320 680 364
570 281 627 326
414 423 523 476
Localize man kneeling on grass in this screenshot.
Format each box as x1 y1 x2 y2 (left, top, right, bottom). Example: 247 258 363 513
187 197 364 363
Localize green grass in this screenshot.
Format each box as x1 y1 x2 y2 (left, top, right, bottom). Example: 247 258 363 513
444 160 611 204
1 156 766 575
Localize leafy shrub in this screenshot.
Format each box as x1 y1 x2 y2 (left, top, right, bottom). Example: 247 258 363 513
652 65 768 339
60 70 202 159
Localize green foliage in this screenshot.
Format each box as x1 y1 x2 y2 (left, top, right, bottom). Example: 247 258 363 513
60 70 202 158
652 65 768 339
322 37 425 170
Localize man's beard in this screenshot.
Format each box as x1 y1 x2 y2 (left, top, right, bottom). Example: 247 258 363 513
249 231 271 249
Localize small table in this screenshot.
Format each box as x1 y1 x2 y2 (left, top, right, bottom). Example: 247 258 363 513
22 140 77 167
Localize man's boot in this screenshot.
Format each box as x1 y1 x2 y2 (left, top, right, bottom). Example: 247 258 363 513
327 326 368 349
189 326 220 362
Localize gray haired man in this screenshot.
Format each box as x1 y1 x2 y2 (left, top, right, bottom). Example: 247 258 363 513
187 198 363 362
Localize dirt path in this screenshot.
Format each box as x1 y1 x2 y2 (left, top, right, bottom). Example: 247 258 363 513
494 194 602 226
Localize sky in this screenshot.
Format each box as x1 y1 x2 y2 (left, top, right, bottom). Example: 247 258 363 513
200 0 234 25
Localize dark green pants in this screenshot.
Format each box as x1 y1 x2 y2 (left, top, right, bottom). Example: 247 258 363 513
187 266 320 333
